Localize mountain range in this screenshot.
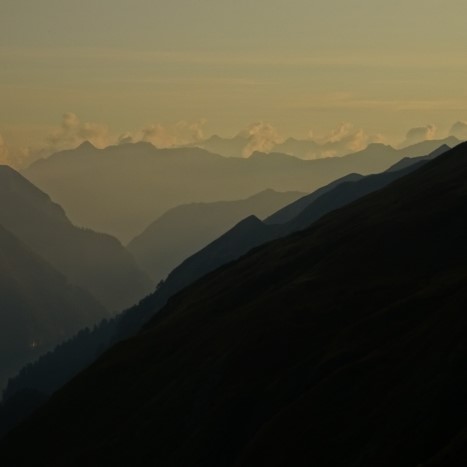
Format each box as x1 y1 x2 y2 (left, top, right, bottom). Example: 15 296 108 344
23 138 458 242
0 165 152 312
195 132 459 159
2 141 467 466
0 142 453 440
127 189 304 282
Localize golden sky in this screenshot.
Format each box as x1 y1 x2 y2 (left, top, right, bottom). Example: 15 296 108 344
1 0 467 165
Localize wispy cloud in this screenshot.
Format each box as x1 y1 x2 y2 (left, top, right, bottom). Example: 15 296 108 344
0 134 32 168
450 121 467 140
401 125 437 146
124 119 207 148
239 122 283 157
45 113 111 152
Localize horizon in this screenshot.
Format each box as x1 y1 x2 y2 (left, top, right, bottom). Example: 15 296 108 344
2 0 467 166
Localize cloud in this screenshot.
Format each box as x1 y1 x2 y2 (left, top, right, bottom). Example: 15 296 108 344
137 119 207 148
239 122 283 157
449 121 467 140
401 124 437 147
311 123 373 158
46 113 110 152
118 133 134 145
0 134 32 168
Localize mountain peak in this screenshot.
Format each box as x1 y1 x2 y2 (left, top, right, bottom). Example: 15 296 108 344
77 140 97 151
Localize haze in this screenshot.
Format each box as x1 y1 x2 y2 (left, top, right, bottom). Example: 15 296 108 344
1 0 467 166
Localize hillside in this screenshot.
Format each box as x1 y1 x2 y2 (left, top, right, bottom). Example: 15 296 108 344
3 143 467 466
2 147 445 410
0 165 152 312
127 189 304 281
0 225 106 391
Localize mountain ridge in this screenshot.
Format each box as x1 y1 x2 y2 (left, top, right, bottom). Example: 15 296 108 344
23 139 456 242
3 143 467 466
127 189 304 281
0 165 152 312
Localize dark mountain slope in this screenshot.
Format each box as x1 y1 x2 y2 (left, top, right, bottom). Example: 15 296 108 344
2 149 443 407
264 173 363 224
3 143 467 466
118 153 415 337
286 159 427 232
127 189 304 282
0 165 152 312
385 143 451 172
0 225 106 391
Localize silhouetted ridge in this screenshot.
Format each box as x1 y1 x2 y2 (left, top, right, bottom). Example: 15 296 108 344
386 143 451 172
25 139 448 241
0 166 152 312
265 172 363 224
4 143 467 466
3 145 450 420
76 140 97 151
127 189 304 281
2 143 450 435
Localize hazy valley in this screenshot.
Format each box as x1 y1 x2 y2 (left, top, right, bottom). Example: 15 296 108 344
1 137 467 466
0 134 466 467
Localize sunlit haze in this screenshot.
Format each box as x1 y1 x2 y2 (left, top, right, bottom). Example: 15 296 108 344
1 0 467 166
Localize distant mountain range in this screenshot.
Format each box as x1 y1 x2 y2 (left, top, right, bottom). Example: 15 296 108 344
3 142 467 466
1 143 451 433
127 189 304 282
23 138 458 242
0 165 152 312
195 132 459 159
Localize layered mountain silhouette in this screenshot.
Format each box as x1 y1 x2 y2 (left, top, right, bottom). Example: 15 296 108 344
133 146 449 329
196 132 458 159
2 141 467 466
0 165 152 312
0 224 106 391
1 145 450 418
23 138 457 241
127 189 304 281
264 172 363 224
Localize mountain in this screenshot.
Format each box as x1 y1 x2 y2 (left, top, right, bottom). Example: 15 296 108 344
195 134 459 160
127 189 304 281
0 224 106 391
3 142 467 467
23 140 449 242
196 135 321 159
386 143 451 172
195 134 249 158
264 173 363 225
137 153 436 324
398 135 459 157
273 137 320 158
1 146 446 415
0 165 152 312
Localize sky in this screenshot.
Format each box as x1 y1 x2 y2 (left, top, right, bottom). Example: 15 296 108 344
1 0 467 166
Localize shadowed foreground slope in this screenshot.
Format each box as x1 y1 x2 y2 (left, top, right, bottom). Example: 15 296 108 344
3 152 438 407
3 143 467 466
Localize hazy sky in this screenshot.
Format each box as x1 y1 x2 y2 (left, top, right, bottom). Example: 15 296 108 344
1 0 467 164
